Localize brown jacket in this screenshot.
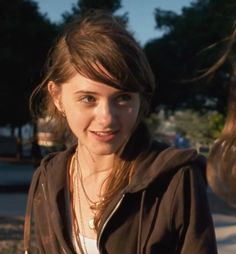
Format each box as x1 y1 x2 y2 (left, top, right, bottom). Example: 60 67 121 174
24 142 218 253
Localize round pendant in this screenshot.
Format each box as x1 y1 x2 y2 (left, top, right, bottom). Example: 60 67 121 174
88 218 95 230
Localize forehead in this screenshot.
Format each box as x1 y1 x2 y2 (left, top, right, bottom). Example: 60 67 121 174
62 72 127 95
67 58 140 93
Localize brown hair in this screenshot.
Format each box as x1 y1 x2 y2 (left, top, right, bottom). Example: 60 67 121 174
206 23 236 207
30 10 156 226
207 82 236 207
31 10 154 118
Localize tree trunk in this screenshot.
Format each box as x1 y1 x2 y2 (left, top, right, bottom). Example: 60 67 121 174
16 125 22 159
31 122 41 160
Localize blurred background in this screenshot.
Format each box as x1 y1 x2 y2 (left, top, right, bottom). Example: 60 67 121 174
0 0 236 253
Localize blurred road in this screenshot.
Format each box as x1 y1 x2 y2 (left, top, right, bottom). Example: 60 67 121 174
213 214 236 254
0 161 35 187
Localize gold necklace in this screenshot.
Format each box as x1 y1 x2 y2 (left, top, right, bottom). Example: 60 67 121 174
75 150 96 230
70 155 88 254
75 149 104 230
77 177 89 254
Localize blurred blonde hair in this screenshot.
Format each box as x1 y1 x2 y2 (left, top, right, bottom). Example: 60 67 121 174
206 23 236 207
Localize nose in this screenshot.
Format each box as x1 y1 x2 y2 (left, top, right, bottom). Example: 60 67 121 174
95 100 117 127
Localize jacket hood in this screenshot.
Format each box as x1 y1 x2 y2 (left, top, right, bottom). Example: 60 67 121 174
126 141 206 193
36 142 205 194
23 146 76 253
39 146 76 191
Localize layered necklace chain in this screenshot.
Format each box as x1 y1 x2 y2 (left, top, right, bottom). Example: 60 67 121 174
70 149 104 254
74 148 103 230
71 155 87 254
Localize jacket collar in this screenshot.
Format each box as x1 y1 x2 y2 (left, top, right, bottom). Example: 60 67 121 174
125 143 203 193
40 142 204 195
41 145 76 192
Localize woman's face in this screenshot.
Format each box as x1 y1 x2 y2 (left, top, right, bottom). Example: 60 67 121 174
49 72 140 156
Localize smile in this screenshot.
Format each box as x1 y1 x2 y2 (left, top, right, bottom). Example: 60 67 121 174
90 130 119 141
92 131 118 136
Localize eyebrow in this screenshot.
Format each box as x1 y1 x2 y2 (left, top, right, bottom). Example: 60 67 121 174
74 90 100 95
74 90 132 95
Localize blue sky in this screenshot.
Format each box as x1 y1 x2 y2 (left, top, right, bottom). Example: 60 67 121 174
34 0 193 45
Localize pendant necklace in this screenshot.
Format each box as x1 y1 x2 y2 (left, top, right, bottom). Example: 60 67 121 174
70 154 88 254
75 148 104 230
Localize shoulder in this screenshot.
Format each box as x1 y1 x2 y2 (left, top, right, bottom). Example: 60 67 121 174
38 145 76 171
128 141 206 192
151 140 206 179
30 145 76 187
156 145 207 195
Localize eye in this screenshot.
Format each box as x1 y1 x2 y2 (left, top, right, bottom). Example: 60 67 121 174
80 95 96 104
116 93 132 105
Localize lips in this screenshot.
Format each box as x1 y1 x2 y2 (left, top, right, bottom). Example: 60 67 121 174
90 130 119 141
93 131 117 136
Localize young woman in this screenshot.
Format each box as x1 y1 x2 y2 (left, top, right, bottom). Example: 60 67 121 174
24 10 217 254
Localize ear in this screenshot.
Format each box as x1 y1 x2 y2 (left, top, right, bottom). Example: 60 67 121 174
48 81 63 112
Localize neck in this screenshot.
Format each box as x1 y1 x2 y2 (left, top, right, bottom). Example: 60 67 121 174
76 143 114 179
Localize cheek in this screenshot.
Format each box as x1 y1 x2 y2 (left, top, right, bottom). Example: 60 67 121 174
65 113 88 140
68 110 86 125
63 106 85 131
124 105 140 128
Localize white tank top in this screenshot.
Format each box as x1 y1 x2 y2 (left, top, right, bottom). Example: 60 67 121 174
72 233 99 254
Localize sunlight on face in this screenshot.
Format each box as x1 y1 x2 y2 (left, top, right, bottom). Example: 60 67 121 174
50 72 141 156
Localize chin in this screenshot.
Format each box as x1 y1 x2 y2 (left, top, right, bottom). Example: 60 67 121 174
91 148 117 156
90 144 121 156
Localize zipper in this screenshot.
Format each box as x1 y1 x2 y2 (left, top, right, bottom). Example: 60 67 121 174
97 194 125 251
61 246 67 254
41 183 47 201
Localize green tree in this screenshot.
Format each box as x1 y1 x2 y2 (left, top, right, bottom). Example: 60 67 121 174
0 0 57 127
62 0 125 23
145 0 236 112
147 109 225 147
173 110 224 145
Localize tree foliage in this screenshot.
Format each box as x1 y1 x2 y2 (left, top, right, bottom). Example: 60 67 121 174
0 0 126 130
173 110 225 145
0 0 57 126
145 0 236 112
62 0 124 23
147 109 225 147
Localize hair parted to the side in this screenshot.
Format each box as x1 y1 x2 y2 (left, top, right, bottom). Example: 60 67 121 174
30 10 156 227
206 22 236 207
30 9 155 120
